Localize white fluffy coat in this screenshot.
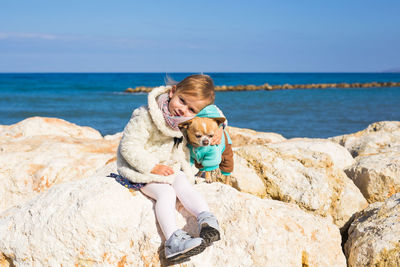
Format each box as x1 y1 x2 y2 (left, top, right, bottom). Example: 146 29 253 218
117 86 197 184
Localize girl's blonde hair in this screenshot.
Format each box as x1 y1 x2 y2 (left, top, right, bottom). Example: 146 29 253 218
165 74 215 105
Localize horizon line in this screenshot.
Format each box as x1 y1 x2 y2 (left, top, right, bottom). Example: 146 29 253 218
1 71 400 74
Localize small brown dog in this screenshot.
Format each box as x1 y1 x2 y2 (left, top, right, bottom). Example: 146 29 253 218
179 116 234 184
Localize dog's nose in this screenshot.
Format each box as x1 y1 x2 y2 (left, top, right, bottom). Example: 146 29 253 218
202 139 209 146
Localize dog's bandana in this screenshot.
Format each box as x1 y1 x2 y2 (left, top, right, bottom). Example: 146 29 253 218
157 93 194 131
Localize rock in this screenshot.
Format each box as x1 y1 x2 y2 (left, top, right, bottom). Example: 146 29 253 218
0 117 102 140
0 165 346 266
104 131 123 141
124 82 400 94
233 144 367 229
229 153 267 198
331 121 400 203
282 84 292 89
0 118 118 212
344 193 400 267
337 83 350 88
229 138 356 203
330 121 400 157
261 83 272 90
344 148 400 203
226 126 286 147
273 138 355 170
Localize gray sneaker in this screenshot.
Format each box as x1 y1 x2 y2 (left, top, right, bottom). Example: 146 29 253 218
197 211 221 244
164 229 206 261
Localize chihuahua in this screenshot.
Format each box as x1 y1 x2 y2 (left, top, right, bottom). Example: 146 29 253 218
179 116 234 184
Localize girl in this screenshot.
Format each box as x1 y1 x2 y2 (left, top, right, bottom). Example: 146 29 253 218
116 74 222 262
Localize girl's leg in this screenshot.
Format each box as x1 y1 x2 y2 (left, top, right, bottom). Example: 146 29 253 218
141 181 207 260
140 183 178 240
172 171 210 216
173 171 221 244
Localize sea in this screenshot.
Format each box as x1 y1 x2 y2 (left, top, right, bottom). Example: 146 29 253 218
1 73 400 139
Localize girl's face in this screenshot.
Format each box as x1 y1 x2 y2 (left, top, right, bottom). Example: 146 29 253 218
168 87 209 117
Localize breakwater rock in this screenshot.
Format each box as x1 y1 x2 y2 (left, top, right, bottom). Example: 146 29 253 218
125 81 400 93
1 118 400 265
230 139 367 230
344 193 400 266
0 165 346 266
330 121 400 203
0 117 119 213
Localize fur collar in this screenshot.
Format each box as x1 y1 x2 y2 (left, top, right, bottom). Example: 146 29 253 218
147 86 183 138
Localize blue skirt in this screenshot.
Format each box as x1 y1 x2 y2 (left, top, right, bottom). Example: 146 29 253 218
107 173 147 190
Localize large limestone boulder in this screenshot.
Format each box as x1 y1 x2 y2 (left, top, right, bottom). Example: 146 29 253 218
344 193 400 267
330 121 400 157
0 164 346 266
229 138 355 199
229 152 268 198
271 138 355 169
226 126 286 147
0 117 103 140
344 147 400 203
104 131 123 141
330 121 400 203
231 144 367 229
0 118 118 212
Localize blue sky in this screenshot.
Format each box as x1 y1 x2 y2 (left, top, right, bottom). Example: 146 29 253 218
1 0 399 72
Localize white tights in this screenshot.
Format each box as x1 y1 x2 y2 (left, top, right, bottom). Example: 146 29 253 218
140 171 210 240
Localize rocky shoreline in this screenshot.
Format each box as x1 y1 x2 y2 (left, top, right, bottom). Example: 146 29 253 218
1 117 399 266
125 81 400 93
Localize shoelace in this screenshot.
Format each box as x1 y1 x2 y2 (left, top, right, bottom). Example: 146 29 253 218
198 214 214 224
176 232 191 241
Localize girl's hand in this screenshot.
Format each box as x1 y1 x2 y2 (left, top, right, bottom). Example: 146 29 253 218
211 127 223 145
151 164 174 176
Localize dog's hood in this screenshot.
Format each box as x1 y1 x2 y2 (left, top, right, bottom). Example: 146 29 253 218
195 105 226 123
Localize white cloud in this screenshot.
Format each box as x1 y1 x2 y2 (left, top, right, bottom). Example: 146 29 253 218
0 32 59 40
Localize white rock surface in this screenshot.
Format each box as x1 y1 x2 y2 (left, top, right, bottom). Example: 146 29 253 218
345 193 400 267
230 138 356 199
0 118 118 212
226 126 286 147
229 152 267 198
0 164 346 266
330 121 400 157
272 138 355 170
0 117 103 140
233 145 367 228
344 148 400 203
104 131 123 141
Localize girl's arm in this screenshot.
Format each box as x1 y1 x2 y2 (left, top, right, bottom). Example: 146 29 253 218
216 106 228 128
119 108 159 174
211 127 223 145
211 106 227 145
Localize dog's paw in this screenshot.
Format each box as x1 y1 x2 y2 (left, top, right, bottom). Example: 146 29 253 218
205 177 213 183
208 169 223 183
222 175 231 185
205 172 213 183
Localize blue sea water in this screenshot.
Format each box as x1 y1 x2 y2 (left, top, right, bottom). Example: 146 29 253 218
1 73 400 138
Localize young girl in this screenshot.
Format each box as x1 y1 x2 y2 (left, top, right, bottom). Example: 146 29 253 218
116 74 222 261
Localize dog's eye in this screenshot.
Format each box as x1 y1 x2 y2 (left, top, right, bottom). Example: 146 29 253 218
195 134 202 138
208 135 214 138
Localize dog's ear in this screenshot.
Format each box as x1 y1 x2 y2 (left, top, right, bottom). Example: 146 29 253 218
213 117 226 127
178 120 192 130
